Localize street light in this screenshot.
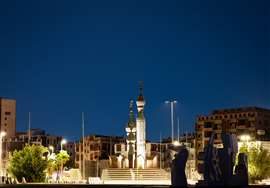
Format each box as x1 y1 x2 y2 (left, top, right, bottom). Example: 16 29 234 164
240 134 251 142
61 139 67 151
49 145 54 153
173 140 180 146
165 100 177 144
239 134 251 149
0 131 6 176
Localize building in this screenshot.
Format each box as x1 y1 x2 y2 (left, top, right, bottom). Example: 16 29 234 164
0 98 16 139
75 135 125 177
16 128 63 150
65 141 76 168
195 107 270 170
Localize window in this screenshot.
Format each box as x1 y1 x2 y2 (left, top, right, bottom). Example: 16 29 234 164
238 119 246 125
230 123 235 129
204 122 212 128
5 112 11 115
205 131 212 138
116 145 121 152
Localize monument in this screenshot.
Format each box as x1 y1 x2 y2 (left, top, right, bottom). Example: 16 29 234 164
101 83 170 185
171 146 188 187
196 132 249 187
135 82 146 169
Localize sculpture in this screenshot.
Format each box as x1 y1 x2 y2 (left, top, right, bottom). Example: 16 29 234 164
171 146 188 187
196 132 248 187
232 153 248 186
203 133 222 185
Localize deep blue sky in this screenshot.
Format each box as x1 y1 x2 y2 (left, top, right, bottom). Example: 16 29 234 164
0 0 269 142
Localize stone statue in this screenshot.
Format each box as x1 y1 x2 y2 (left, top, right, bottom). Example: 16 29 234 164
218 132 236 185
232 153 248 186
196 132 248 187
203 133 222 185
171 146 188 187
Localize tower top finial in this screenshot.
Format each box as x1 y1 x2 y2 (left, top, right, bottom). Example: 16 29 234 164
127 100 136 128
139 81 143 95
129 100 134 110
137 81 144 102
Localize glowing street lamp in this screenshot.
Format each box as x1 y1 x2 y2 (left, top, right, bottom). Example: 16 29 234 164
61 139 67 151
173 140 181 146
0 131 6 176
240 134 251 142
239 134 252 149
49 145 54 153
165 100 177 144
0 132 6 137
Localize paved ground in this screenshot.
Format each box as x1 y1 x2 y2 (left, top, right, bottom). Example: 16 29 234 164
0 184 169 188
0 184 269 188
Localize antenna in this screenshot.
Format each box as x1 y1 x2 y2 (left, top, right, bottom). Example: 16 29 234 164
28 112 31 144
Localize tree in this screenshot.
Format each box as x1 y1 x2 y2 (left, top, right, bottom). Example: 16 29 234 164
239 143 270 183
54 150 70 179
8 145 48 182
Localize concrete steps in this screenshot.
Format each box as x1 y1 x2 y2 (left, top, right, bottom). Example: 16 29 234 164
101 168 170 185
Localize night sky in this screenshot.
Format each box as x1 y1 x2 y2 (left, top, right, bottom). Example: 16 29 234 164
0 0 269 142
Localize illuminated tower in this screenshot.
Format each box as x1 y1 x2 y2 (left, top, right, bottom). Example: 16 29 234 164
136 82 146 169
125 100 136 168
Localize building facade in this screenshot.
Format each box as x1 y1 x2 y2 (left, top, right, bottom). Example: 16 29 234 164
0 98 16 139
75 135 125 176
195 107 270 170
16 128 63 150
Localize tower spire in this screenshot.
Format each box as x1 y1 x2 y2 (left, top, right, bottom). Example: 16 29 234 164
128 100 135 126
126 100 136 168
137 81 144 103
139 81 143 95
136 81 146 169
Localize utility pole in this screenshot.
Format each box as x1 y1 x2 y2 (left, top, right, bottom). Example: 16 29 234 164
160 132 162 169
177 117 180 142
82 112 85 180
165 100 177 144
28 112 31 144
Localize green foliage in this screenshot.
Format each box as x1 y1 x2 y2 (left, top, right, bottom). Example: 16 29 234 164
239 143 270 183
8 145 48 182
54 150 70 173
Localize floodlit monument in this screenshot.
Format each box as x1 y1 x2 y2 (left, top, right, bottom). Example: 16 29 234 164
114 82 162 169
101 83 170 184
135 84 146 169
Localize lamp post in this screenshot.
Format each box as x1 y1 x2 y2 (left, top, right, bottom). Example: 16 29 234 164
240 134 251 148
165 100 177 144
61 139 67 151
0 131 6 176
49 145 54 154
